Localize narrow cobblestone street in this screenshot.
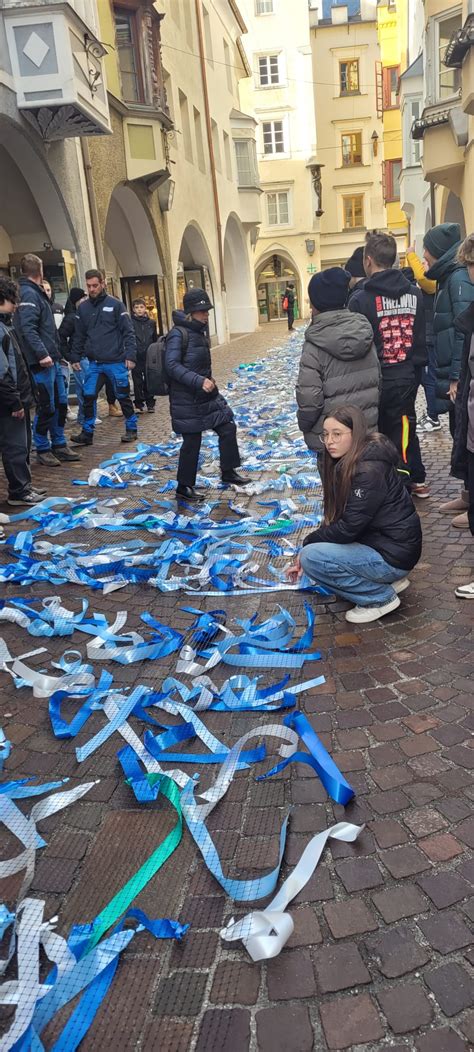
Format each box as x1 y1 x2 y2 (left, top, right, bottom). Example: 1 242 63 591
0 321 473 1052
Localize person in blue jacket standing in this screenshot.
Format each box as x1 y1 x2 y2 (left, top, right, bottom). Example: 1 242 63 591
13 253 80 467
70 270 137 446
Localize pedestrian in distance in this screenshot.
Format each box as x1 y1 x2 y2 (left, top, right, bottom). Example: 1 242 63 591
450 232 474 597
283 283 296 330
0 276 46 507
70 270 138 446
348 232 429 498
131 298 157 414
13 253 80 467
286 405 422 624
296 267 380 464
164 287 249 502
423 222 474 526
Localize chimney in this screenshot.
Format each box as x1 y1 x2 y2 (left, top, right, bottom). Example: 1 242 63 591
332 4 349 24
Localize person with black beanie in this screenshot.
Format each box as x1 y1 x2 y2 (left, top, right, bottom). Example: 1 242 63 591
345 247 366 302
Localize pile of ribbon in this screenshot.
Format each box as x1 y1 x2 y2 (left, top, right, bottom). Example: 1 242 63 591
0 331 365 1044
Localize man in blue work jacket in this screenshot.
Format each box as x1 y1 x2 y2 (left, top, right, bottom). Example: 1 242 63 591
70 270 138 445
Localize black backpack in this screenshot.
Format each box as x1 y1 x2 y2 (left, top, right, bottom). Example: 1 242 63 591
146 325 189 397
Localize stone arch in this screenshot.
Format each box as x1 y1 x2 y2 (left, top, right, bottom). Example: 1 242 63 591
223 212 255 334
177 221 219 338
255 246 302 323
0 116 78 256
104 184 167 331
441 190 466 236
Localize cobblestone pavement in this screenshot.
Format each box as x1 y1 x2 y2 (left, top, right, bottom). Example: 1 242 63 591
0 319 473 1051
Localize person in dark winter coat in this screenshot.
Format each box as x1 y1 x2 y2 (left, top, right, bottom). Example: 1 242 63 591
349 232 428 497
164 287 248 502
70 270 137 446
131 299 157 413
283 284 295 330
423 223 474 419
0 276 44 506
286 405 422 623
296 268 380 454
13 254 80 468
449 233 474 597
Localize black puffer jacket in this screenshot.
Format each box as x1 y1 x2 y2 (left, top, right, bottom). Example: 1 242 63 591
164 310 234 435
425 246 474 413
132 315 157 359
302 437 422 570
451 302 474 481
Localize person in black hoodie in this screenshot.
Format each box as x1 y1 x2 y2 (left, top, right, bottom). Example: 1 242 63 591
283 284 295 330
131 299 157 413
349 233 429 497
286 405 422 623
0 276 45 506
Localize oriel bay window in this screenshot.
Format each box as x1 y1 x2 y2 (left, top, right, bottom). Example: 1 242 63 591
113 2 169 114
341 131 363 166
343 194 364 229
115 7 143 102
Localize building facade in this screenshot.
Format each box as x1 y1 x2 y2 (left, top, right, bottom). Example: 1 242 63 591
309 0 386 270
412 0 473 238
377 0 409 258
0 0 109 298
399 53 429 253
238 0 320 322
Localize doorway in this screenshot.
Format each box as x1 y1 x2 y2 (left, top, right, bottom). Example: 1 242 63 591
120 274 166 335
256 255 300 322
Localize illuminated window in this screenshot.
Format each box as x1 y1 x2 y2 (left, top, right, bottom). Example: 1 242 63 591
340 60 359 95
341 131 363 166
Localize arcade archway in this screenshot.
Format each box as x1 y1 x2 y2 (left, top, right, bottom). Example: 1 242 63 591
104 185 166 332
255 251 300 323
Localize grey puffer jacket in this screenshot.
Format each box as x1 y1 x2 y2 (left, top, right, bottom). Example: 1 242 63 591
296 310 381 451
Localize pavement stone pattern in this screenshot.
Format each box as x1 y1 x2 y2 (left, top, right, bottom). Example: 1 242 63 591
0 319 473 1051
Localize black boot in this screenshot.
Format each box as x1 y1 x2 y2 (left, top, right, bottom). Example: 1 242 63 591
176 484 205 502
221 470 250 486
52 445 81 462
121 431 138 444
71 431 93 446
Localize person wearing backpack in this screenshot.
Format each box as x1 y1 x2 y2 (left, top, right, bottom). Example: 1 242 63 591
164 287 248 502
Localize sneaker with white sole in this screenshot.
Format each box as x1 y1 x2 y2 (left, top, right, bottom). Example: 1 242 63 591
455 582 474 599
411 483 430 499
393 577 410 594
345 594 401 623
416 416 427 433
423 416 441 432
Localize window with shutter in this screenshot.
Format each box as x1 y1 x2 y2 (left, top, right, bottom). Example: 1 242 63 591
382 66 400 110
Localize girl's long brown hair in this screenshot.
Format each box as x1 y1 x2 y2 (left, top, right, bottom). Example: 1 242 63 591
322 406 375 523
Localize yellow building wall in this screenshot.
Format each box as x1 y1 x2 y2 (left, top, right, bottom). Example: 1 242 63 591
377 0 408 242
96 0 122 100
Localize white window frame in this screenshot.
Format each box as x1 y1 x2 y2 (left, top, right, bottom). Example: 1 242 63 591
260 116 289 158
255 0 274 15
234 138 260 188
341 192 365 230
265 188 291 227
256 52 283 88
427 9 462 103
403 96 422 166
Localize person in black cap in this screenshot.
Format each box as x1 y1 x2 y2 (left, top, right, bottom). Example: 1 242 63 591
296 268 380 460
164 287 248 502
345 247 366 302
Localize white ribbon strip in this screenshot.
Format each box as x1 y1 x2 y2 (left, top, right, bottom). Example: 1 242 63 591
221 821 363 961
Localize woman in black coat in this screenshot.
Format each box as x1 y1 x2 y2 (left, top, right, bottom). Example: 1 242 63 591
164 287 248 502
451 233 474 598
286 405 422 623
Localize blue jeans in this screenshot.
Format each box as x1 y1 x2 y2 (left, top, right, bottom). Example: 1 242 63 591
82 361 137 435
300 542 407 606
421 347 438 421
31 362 68 452
74 358 90 426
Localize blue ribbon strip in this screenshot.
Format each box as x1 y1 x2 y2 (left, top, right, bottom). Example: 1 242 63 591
257 711 355 806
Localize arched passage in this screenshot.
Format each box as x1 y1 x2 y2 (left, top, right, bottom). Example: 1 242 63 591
223 213 255 335
441 190 466 237
177 222 218 339
255 249 301 323
0 117 79 302
104 185 166 332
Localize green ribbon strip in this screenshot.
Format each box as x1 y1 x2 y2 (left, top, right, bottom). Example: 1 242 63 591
83 774 182 954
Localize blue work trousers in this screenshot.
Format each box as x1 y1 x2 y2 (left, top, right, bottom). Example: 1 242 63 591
31 361 68 452
82 361 137 435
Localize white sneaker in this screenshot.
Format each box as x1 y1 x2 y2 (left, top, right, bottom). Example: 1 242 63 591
455 582 474 599
393 577 410 594
416 416 427 433
423 417 441 432
95 417 102 425
345 594 401 623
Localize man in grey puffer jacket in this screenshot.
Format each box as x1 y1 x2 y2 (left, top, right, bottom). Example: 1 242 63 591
296 268 381 452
